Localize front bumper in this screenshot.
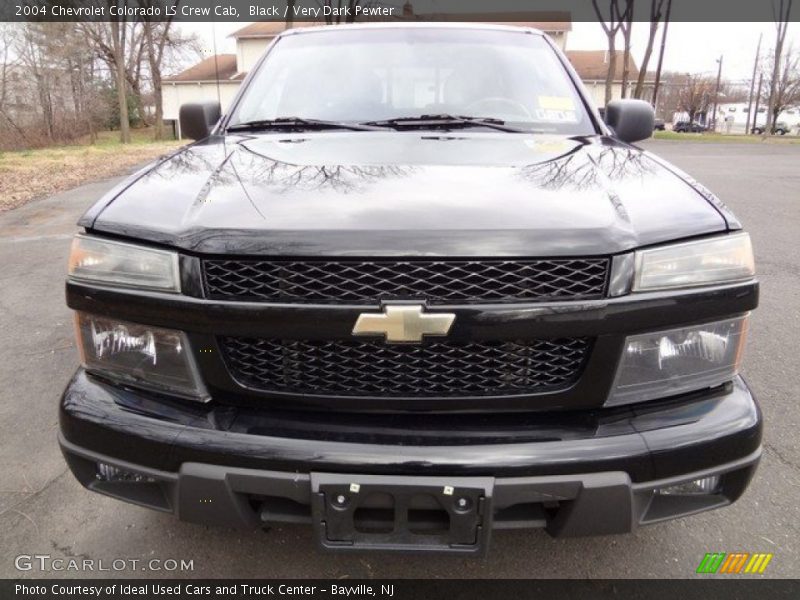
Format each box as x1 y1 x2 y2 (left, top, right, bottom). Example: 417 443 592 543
60 370 762 550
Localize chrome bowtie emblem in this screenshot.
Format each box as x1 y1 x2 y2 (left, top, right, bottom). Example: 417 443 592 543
352 305 456 343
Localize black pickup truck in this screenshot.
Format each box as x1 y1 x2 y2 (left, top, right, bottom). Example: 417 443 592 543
60 24 760 555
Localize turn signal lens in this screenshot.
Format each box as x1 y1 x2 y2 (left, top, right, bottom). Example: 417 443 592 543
68 234 180 292
634 233 754 291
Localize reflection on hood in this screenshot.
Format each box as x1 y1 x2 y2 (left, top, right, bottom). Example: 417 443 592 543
84 132 729 257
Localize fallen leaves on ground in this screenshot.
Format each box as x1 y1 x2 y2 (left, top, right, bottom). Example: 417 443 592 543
0 140 183 212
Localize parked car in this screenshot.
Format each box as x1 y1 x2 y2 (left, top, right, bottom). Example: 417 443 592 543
61 23 759 555
752 122 790 135
673 120 707 133
653 117 666 131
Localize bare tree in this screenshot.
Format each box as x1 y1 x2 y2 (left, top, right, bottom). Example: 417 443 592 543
125 23 146 121
0 23 28 142
765 0 793 134
145 10 200 139
14 24 58 140
675 73 717 122
3 23 109 148
3 16 198 149
81 19 133 143
143 21 165 138
0 23 11 113
40 23 102 142
761 46 800 128
634 0 669 99
591 0 635 106
619 1 634 98
651 0 673 109
142 1 178 140
110 19 131 143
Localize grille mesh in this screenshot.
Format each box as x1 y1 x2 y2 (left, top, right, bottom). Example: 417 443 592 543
220 337 590 398
203 258 609 304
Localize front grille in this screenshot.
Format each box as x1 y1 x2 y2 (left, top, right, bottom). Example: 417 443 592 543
220 337 590 398
203 258 609 304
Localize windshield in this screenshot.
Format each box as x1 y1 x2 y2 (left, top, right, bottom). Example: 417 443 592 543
229 27 594 135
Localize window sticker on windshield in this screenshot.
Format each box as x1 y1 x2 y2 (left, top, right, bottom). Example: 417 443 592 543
524 139 571 153
538 96 575 111
534 108 578 123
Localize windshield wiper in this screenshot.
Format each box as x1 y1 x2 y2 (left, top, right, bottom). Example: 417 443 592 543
362 114 532 133
226 117 389 133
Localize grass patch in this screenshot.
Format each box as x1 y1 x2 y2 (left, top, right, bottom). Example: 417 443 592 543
653 130 800 144
83 127 174 147
0 128 184 212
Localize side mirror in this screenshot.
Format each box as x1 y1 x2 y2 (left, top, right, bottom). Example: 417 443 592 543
604 99 654 143
179 102 221 141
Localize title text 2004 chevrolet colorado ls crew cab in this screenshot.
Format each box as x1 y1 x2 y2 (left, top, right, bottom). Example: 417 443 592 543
60 24 760 555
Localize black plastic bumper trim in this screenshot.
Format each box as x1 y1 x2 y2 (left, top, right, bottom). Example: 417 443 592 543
59 433 761 546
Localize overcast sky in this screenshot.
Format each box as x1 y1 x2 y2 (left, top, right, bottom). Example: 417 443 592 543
177 20 796 82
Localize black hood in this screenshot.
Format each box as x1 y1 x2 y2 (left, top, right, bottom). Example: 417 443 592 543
82 132 731 256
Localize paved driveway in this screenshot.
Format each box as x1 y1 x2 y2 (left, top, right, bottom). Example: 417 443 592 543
1 140 798 578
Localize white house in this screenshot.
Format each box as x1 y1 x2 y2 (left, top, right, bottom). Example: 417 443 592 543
565 50 654 109
161 54 243 131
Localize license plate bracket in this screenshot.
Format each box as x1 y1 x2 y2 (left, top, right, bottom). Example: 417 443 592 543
311 473 494 554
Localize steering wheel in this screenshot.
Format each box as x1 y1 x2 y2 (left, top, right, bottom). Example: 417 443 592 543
464 97 532 120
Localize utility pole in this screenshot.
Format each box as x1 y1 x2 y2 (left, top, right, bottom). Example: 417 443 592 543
651 0 673 110
286 0 295 28
711 55 723 132
766 0 793 136
745 34 762 135
752 73 764 133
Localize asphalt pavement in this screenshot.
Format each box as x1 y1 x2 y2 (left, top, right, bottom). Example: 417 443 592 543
0 140 798 578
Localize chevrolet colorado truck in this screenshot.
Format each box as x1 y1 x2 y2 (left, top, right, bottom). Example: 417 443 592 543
60 23 760 555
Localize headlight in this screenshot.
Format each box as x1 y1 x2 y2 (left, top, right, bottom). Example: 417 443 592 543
68 234 180 292
606 316 748 406
633 233 754 291
75 313 208 401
